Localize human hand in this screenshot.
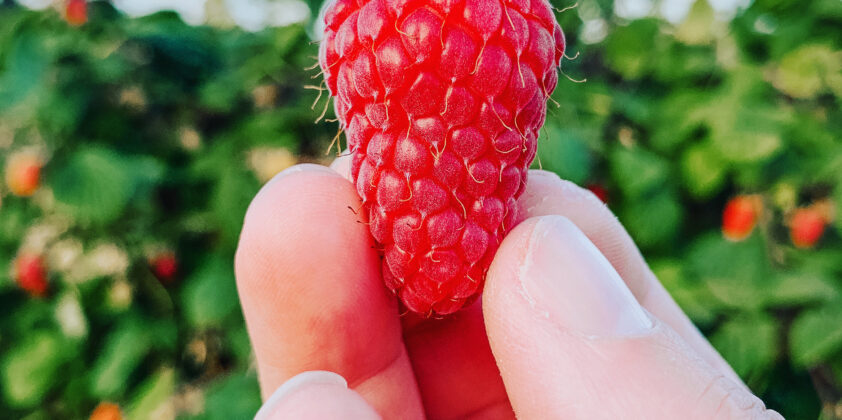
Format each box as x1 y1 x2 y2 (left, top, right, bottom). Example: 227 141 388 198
235 158 783 419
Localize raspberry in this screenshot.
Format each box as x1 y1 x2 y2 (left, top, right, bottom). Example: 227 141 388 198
320 0 564 316
722 195 762 242
789 206 827 249
4 151 42 197
14 253 48 298
89 402 122 420
150 252 178 285
66 0 88 27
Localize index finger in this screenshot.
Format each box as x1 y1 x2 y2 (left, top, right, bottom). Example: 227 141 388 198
235 164 424 419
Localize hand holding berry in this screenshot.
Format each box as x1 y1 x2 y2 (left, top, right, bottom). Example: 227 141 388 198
236 161 782 420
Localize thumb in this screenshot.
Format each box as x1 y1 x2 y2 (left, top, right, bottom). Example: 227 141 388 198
483 216 782 420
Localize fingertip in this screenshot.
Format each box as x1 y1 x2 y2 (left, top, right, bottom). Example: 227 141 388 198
329 154 353 181
257 371 381 420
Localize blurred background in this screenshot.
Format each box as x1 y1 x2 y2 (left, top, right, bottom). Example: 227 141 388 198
0 0 840 418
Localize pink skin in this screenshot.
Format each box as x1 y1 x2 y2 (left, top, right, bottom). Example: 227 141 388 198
236 157 783 419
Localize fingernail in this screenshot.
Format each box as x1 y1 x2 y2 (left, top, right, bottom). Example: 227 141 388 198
255 371 348 420
268 164 339 186
520 215 653 337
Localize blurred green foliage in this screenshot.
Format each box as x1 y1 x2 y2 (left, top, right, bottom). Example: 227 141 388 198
0 0 840 419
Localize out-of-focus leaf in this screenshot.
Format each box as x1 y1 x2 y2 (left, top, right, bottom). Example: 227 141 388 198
603 19 659 79
610 145 670 198
211 163 260 246
182 255 239 328
681 141 728 199
189 372 261 420
90 318 152 398
675 0 716 45
711 312 779 388
1 331 65 408
773 44 842 99
0 33 49 109
766 272 838 306
621 189 683 248
790 301 842 367
125 368 175 420
538 124 593 184
687 234 770 309
49 148 134 225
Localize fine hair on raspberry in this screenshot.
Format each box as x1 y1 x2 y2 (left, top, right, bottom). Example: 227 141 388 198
319 0 565 316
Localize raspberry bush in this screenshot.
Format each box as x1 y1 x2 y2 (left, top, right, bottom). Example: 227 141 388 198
0 0 841 419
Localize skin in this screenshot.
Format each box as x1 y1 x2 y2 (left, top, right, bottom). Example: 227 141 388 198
235 157 784 420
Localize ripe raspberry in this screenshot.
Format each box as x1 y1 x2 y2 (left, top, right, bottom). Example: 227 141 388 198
789 206 827 249
722 195 762 242
587 183 609 204
90 402 122 420
14 253 48 298
150 252 178 285
4 152 42 197
66 0 88 26
319 0 565 316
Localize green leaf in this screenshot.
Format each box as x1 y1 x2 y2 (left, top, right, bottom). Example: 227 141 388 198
604 19 660 79
1 331 65 408
90 319 152 398
0 33 49 109
125 368 176 420
687 234 771 310
49 148 134 225
711 313 779 388
538 124 593 184
789 301 842 367
610 146 670 198
766 271 838 307
680 141 728 199
774 44 842 99
675 0 716 45
621 190 683 248
189 372 261 420
182 255 239 328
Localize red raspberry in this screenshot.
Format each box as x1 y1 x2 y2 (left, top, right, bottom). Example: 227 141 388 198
722 195 762 242
586 183 609 204
150 252 178 285
319 0 564 316
66 0 88 26
4 152 42 197
14 253 48 298
789 206 827 249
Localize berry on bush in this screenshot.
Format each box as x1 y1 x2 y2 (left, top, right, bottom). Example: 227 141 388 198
789 206 827 249
150 252 178 285
66 0 88 26
4 152 42 197
14 253 48 298
89 402 122 420
587 183 609 203
722 195 762 242
319 0 565 316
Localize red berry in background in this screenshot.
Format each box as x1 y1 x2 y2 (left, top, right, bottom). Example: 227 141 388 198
319 0 565 316
90 402 122 420
789 206 827 249
66 0 88 26
4 152 42 197
14 254 48 298
722 195 762 241
587 183 609 203
150 252 178 284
